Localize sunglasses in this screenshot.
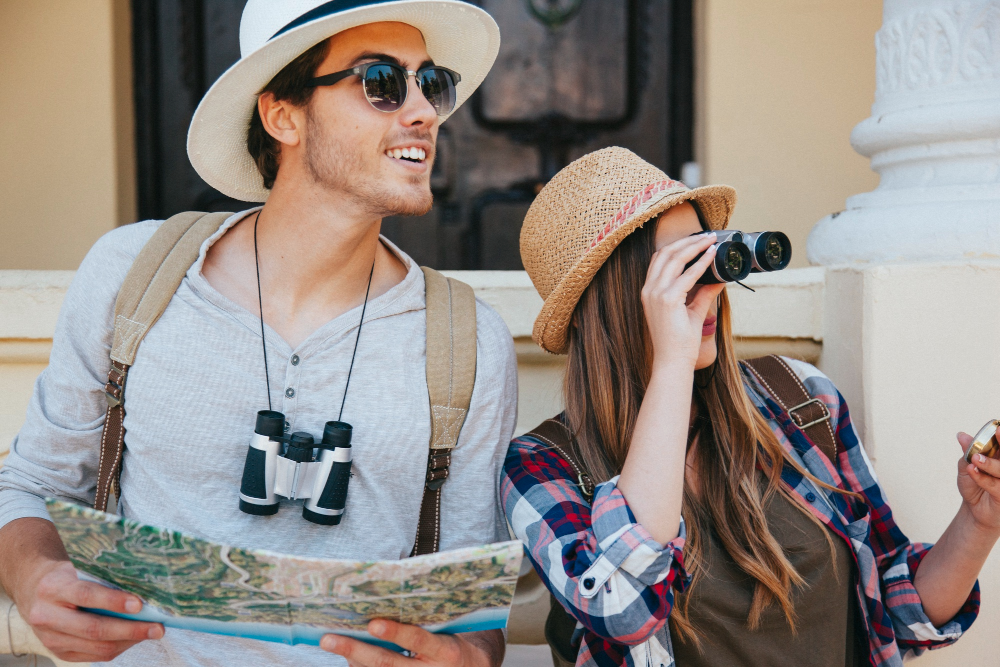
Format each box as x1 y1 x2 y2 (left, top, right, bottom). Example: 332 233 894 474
306 62 462 116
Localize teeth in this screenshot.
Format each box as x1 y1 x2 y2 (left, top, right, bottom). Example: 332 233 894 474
386 147 426 161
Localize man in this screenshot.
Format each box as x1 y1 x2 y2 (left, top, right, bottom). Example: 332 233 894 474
0 1 515 665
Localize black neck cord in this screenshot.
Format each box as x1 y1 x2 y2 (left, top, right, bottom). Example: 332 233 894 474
253 212 272 411
339 259 375 421
253 210 376 421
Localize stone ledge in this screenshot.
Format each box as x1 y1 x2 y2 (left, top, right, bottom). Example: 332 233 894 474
446 268 826 344
0 268 826 347
0 270 75 340
0 339 53 364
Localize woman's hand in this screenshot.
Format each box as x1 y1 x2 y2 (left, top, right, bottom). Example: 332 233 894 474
956 426 1000 532
641 233 725 370
912 429 1000 627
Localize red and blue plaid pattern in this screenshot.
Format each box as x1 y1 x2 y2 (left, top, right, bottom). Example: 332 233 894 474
500 358 979 667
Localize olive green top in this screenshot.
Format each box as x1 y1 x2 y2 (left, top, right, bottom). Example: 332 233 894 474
670 482 867 666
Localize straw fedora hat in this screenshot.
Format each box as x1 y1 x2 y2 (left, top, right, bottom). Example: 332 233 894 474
187 0 500 203
521 147 737 355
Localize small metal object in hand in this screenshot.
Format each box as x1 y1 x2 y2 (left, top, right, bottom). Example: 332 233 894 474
965 419 1000 464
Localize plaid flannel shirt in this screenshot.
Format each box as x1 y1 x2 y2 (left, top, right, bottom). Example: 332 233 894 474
501 358 979 667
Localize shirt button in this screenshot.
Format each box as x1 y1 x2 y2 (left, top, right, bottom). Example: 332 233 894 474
583 577 595 591
291 355 300 366
806 492 817 502
285 388 295 398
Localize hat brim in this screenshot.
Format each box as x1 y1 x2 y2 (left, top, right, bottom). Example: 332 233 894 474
533 184 737 355
187 0 500 203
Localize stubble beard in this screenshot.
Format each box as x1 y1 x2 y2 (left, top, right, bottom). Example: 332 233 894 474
304 104 433 218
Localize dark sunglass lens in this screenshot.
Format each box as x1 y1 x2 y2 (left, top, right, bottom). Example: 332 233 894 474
363 64 405 112
419 69 457 115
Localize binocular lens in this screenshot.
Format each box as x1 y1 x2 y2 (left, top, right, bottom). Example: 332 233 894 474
690 240 752 284
747 231 791 272
255 410 285 438
765 237 784 266
724 245 745 276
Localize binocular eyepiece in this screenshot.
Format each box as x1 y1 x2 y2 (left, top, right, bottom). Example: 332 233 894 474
238 410 354 525
686 230 792 284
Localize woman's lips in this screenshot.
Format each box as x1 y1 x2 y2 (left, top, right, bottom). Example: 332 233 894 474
702 315 717 336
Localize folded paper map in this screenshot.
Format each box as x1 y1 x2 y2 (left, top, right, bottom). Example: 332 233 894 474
46 499 523 648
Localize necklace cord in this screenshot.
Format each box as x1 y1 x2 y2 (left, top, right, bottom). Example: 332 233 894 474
254 209 376 422
340 257 376 421
253 211 272 411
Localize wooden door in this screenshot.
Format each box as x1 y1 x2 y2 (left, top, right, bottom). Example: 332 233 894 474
132 0 693 269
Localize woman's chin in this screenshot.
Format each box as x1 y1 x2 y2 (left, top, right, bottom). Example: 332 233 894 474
694 344 719 371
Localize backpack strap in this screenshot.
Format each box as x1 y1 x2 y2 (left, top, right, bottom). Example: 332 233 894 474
411 267 478 556
526 419 594 501
523 417 592 664
95 211 232 512
742 354 839 462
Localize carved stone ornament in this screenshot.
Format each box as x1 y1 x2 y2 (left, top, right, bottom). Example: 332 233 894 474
807 0 1000 265
876 1 1000 104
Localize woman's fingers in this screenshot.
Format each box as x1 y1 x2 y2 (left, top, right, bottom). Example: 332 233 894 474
688 283 725 320
970 453 1000 478
957 432 973 455
968 460 1000 498
645 235 715 293
673 243 720 295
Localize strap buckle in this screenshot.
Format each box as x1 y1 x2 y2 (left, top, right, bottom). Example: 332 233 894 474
104 381 124 408
787 398 830 431
104 366 127 408
425 450 452 491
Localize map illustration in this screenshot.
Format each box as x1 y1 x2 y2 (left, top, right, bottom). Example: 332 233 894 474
46 499 522 647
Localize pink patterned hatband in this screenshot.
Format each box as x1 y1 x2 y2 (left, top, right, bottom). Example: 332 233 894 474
588 179 686 249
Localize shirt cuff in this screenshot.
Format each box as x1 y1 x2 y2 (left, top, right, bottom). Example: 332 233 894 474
0 488 53 533
887 542 980 647
579 476 690 595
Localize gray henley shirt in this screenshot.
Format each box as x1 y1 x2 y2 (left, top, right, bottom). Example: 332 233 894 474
0 210 518 666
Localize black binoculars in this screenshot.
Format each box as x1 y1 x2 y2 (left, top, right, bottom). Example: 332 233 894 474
238 410 353 525
687 230 792 284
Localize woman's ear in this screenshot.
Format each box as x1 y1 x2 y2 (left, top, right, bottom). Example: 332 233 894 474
258 92 303 148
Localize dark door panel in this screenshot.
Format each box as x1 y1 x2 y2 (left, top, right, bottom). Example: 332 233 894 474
132 0 693 269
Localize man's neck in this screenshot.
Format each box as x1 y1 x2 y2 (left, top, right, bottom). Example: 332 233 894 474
201 178 409 349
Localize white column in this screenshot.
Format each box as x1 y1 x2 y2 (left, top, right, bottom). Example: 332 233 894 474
810 2 1000 665
807 0 1000 264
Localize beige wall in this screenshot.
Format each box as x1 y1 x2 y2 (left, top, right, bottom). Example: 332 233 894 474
0 0 134 271
696 0 882 267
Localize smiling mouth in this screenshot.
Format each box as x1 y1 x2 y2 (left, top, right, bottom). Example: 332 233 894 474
385 146 427 164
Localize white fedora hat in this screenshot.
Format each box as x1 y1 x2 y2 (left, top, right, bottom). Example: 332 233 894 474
187 0 500 203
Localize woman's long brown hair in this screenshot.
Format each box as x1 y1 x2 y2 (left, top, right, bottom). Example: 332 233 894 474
564 217 838 643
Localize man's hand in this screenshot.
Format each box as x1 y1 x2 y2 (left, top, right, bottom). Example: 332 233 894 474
321 620 504 667
0 517 163 663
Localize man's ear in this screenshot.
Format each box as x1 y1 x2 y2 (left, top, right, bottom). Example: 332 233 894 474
258 92 302 148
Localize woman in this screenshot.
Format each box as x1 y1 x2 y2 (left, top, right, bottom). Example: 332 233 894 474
502 147 999 666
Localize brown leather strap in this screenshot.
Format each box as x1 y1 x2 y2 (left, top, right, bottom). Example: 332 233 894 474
743 354 839 461
411 269 478 556
95 360 129 512
526 419 594 500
